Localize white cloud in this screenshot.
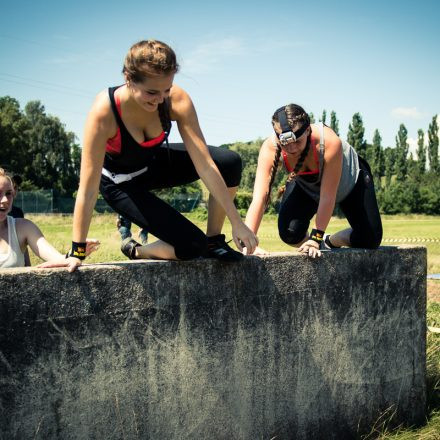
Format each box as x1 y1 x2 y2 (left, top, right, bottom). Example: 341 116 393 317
407 137 418 155
391 107 423 119
181 38 246 75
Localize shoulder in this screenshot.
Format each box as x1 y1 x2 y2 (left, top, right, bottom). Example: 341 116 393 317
312 124 341 152
258 135 280 165
168 84 194 120
86 89 117 132
13 218 39 240
14 218 40 233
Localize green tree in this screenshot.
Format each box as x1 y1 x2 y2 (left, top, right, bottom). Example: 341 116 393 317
330 111 339 135
347 113 367 157
370 129 383 188
320 110 327 124
395 124 409 182
227 140 263 192
383 147 395 188
427 115 439 173
0 96 29 172
416 129 426 175
23 101 80 196
309 112 315 124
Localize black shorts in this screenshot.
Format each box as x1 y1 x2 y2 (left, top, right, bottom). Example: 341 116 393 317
278 156 383 249
100 143 242 260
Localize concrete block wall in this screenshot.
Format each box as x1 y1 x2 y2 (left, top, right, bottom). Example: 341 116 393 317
0 246 426 439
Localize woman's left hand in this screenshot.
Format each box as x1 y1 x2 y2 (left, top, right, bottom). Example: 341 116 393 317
37 257 83 272
36 238 101 272
231 221 259 255
299 239 322 258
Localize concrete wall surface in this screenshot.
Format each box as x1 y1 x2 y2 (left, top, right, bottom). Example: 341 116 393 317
0 246 426 439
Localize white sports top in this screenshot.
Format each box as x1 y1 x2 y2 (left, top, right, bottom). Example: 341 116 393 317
0 216 25 268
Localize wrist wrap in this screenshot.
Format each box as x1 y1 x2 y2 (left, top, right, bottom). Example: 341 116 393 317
67 241 87 260
310 229 325 244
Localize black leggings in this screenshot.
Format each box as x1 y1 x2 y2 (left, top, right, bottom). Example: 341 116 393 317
100 143 242 260
278 157 383 249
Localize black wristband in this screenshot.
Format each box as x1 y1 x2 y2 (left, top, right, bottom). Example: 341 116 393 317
67 241 87 260
310 229 325 244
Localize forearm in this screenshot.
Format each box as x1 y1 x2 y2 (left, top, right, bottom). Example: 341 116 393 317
34 237 65 262
315 197 335 232
198 164 242 225
245 198 266 234
72 186 100 242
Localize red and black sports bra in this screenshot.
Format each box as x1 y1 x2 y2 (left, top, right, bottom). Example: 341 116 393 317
106 88 167 154
103 86 172 174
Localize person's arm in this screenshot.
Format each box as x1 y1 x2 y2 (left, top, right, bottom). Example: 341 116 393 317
315 133 342 231
299 127 342 257
71 91 115 261
170 85 258 254
16 219 100 272
245 136 278 234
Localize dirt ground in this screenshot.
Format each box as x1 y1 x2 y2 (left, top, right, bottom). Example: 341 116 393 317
428 280 440 303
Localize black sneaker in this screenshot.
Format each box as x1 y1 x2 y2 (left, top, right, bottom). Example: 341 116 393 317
121 237 141 260
206 234 243 262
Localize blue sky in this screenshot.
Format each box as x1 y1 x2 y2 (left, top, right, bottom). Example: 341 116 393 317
1 0 439 153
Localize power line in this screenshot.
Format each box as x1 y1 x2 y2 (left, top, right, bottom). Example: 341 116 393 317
0 77 93 99
0 72 95 95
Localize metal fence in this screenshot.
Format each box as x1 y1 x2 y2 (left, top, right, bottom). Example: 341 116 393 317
14 190 54 213
14 190 200 214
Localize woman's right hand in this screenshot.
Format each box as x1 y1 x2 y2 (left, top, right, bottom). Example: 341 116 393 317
247 245 270 256
85 238 100 256
231 221 259 255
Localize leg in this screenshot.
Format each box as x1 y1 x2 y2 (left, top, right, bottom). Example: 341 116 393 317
118 215 132 240
206 186 238 236
337 157 382 249
205 146 242 236
278 181 319 246
148 143 242 236
143 143 244 261
100 176 207 260
139 228 149 245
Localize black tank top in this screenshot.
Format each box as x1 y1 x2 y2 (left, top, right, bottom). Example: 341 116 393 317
103 86 172 174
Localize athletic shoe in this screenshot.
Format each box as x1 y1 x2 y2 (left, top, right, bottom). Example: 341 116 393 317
206 234 243 262
121 237 141 260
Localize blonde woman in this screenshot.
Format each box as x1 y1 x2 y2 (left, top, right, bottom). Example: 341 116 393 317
0 168 98 271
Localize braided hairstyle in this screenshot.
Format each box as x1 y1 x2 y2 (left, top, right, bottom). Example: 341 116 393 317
265 104 311 208
123 40 179 82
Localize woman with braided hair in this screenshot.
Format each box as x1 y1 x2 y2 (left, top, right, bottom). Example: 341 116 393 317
45 39 257 269
245 103 382 258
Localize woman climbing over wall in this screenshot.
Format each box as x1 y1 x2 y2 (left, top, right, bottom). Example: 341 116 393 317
55 39 257 268
244 103 382 258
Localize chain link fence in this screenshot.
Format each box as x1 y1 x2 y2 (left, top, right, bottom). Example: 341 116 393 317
14 190 200 214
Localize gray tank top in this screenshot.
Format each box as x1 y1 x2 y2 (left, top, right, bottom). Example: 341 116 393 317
295 123 359 203
0 216 25 268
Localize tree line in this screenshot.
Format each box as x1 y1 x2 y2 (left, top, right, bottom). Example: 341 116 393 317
1 96 439 215
0 96 80 197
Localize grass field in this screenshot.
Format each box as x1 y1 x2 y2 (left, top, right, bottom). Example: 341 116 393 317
25 212 440 439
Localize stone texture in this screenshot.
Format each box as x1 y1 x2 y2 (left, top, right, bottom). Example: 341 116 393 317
0 246 426 439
